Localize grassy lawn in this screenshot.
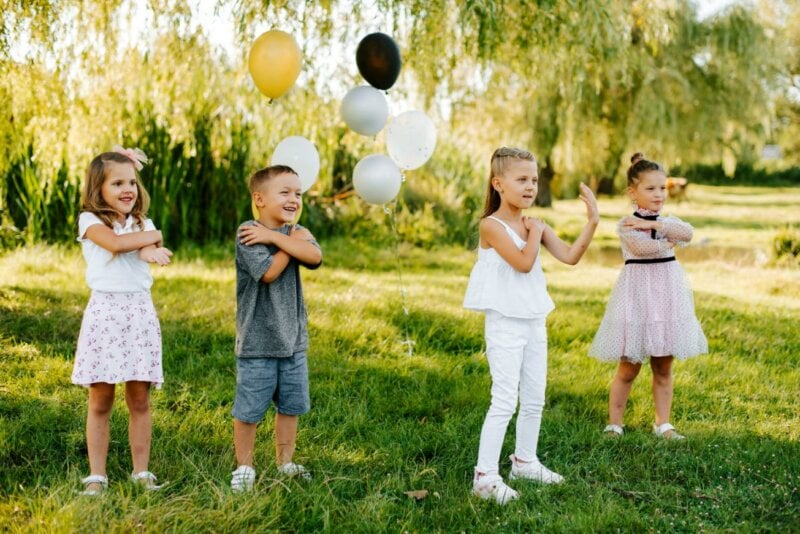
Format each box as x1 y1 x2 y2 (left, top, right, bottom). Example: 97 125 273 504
1 185 798 531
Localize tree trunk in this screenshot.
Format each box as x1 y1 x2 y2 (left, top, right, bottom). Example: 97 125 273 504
535 155 554 207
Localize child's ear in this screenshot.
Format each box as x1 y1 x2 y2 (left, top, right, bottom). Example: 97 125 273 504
253 191 265 207
491 176 502 192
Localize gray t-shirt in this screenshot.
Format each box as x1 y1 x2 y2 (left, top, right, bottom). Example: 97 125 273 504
235 221 321 358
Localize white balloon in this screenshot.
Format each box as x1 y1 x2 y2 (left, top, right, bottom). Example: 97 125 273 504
386 110 437 170
353 154 402 205
270 136 320 192
341 86 389 136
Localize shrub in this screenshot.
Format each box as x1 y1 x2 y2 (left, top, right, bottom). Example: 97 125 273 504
772 226 800 266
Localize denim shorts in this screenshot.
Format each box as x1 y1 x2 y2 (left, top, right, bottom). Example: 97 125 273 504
232 351 310 423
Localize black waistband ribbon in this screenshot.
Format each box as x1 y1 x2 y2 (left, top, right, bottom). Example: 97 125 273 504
625 256 676 265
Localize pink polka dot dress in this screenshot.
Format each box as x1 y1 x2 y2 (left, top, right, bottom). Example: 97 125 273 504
589 209 707 363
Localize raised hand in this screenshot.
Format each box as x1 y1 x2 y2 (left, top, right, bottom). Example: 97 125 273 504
578 183 600 224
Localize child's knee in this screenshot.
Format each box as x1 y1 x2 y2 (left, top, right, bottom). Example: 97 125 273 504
650 357 673 378
125 388 151 414
616 366 640 383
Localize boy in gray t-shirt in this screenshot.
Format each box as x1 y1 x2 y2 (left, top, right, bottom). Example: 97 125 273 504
230 165 322 492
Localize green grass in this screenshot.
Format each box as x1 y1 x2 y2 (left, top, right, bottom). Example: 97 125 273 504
1 185 799 532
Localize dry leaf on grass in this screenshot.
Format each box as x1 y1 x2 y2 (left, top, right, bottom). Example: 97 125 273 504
403 489 428 501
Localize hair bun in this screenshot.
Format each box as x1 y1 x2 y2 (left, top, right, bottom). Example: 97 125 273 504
631 152 645 164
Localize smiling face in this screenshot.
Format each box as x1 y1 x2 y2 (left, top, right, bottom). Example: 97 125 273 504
629 169 667 212
493 159 538 210
100 161 139 223
253 171 302 227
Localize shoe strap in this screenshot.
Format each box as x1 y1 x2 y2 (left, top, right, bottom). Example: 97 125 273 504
654 422 675 435
81 474 108 486
131 471 157 482
233 465 256 475
604 424 624 435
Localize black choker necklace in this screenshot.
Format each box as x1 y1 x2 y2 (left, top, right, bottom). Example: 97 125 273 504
633 211 658 239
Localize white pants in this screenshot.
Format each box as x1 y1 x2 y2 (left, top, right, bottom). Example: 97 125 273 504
475 311 548 474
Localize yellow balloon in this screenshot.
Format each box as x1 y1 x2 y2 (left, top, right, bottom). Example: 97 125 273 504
248 30 302 100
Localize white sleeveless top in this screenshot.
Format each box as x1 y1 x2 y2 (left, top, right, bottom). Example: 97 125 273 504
463 216 555 319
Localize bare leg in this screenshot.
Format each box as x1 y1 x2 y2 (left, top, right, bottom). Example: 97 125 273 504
608 361 642 427
650 356 675 427
234 419 257 467
125 381 152 474
86 383 115 491
275 414 298 465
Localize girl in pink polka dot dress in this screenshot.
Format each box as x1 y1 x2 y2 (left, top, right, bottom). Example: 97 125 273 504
589 153 707 440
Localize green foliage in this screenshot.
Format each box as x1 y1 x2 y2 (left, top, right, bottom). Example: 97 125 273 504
1 0 798 247
671 162 800 186
3 144 80 244
1 185 799 531
772 226 800 265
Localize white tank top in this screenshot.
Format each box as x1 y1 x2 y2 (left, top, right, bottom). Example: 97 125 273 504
463 216 555 319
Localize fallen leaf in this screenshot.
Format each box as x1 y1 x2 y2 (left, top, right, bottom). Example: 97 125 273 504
404 489 429 501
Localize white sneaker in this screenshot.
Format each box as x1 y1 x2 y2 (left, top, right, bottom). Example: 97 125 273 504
277 462 311 480
472 474 519 505
231 465 256 492
508 455 564 484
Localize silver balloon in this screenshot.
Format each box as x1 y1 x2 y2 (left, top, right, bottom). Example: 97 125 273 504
353 154 402 204
340 86 389 136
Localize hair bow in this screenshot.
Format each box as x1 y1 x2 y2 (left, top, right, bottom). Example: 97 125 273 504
112 145 149 171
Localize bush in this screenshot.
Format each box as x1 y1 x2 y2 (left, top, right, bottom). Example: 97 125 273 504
772 226 800 266
671 162 800 186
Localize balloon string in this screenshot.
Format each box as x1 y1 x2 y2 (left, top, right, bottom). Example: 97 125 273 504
384 202 414 356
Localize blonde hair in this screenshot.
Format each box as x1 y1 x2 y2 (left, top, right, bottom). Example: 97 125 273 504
81 152 150 229
481 147 537 218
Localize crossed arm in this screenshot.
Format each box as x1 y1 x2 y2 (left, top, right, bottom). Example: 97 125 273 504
84 224 172 265
238 224 323 283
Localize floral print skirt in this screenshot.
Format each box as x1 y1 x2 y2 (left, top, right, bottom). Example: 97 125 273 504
72 291 163 388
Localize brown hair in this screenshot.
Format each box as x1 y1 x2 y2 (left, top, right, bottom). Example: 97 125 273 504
81 152 150 229
249 164 298 193
480 147 537 218
627 152 665 186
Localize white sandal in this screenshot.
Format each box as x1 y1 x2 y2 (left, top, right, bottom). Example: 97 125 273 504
653 422 685 440
603 424 624 436
80 474 108 496
131 471 164 490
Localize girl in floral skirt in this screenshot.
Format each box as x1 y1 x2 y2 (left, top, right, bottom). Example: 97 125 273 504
72 146 172 495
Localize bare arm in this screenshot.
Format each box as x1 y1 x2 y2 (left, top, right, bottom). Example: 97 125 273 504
541 183 599 265
260 227 307 283
239 225 323 267
269 231 322 266
261 251 291 283
481 218 544 273
139 244 173 266
84 224 162 253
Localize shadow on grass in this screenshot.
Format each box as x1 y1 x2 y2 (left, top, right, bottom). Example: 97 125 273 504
0 286 84 358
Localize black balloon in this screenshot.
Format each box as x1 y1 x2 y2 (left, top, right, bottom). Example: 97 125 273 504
356 33 402 91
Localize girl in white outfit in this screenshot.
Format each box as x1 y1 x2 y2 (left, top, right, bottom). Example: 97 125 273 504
463 147 599 504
